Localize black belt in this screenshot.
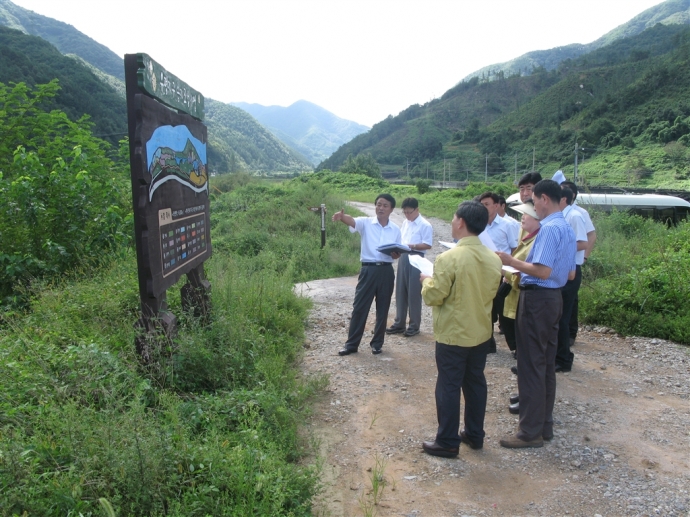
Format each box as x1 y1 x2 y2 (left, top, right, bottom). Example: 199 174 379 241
361 262 392 266
519 284 558 291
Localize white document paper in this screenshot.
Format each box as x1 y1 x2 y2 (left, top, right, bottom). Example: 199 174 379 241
439 233 497 252
478 231 497 251
408 255 434 276
502 265 520 274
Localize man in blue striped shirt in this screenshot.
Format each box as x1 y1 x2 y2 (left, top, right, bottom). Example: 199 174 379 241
496 179 577 448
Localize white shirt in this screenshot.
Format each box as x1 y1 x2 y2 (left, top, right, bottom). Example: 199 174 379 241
563 205 588 265
401 214 433 256
501 213 521 229
484 214 518 253
572 202 595 233
351 217 401 263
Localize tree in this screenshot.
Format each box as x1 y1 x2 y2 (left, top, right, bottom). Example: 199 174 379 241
339 153 381 178
0 81 131 302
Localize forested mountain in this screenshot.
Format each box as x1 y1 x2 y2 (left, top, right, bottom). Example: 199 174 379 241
463 0 690 82
0 1 311 173
0 0 124 81
232 100 369 166
206 100 312 173
319 2 690 187
0 26 126 145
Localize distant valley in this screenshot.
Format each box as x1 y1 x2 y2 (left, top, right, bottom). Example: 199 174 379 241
232 100 369 166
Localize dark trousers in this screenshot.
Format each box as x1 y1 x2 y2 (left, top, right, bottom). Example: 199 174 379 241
515 289 562 442
434 339 490 448
556 266 582 370
392 253 422 332
502 316 517 351
344 264 395 351
569 293 579 339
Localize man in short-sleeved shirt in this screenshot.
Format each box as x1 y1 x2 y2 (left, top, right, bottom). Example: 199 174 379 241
387 197 433 337
556 187 588 372
496 180 576 448
332 194 401 356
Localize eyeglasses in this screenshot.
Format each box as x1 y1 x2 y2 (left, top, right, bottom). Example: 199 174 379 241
403 209 417 216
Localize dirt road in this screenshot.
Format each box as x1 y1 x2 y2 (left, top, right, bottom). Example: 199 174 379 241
297 203 690 517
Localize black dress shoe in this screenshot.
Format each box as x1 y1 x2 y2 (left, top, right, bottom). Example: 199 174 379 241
422 441 458 458
403 329 419 337
459 430 483 450
338 348 357 356
555 365 571 373
385 326 404 335
371 348 382 355
510 365 518 375
509 402 519 414
509 393 519 404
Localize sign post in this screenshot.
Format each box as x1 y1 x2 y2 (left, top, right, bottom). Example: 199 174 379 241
308 205 327 249
125 53 212 361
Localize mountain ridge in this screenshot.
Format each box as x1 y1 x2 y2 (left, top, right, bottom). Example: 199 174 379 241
231 100 369 166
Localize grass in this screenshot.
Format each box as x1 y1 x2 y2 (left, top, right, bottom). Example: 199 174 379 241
0 177 362 516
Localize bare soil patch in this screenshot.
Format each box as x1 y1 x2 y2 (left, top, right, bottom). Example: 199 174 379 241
298 203 690 517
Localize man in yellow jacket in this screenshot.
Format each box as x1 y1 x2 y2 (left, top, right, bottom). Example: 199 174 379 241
420 201 502 457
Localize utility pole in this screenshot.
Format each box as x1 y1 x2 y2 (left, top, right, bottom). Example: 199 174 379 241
514 152 517 183
574 142 579 184
443 158 446 188
406 158 409 177
485 154 488 183
532 148 535 171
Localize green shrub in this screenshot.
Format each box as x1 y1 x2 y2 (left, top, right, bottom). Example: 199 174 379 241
579 212 690 344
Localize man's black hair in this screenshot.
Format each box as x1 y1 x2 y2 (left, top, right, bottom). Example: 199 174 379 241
533 179 562 204
375 193 396 209
561 180 578 199
498 195 506 206
518 172 543 186
455 201 489 236
479 191 499 204
401 197 418 209
561 186 574 206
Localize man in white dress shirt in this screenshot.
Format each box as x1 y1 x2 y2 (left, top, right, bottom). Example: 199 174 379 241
556 186 588 372
386 198 433 337
561 180 597 346
480 192 519 352
332 194 402 356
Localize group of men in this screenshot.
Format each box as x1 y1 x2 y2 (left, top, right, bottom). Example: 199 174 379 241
332 171 596 456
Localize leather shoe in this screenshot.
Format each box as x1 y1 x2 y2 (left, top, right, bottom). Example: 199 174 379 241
510 365 518 375
422 441 458 458
543 432 554 441
499 435 543 449
509 402 519 414
338 348 357 356
403 329 420 337
371 347 382 355
509 393 519 404
386 326 404 335
459 430 482 450
555 364 571 373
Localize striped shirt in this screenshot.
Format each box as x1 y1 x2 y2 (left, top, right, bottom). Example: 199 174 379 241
520 211 577 289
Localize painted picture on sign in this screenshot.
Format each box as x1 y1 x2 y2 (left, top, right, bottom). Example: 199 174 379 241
146 125 208 201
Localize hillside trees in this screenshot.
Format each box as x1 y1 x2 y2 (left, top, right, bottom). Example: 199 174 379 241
0 80 131 303
339 152 381 178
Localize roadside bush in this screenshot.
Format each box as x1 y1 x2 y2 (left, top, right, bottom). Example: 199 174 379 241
0 81 131 305
579 211 690 344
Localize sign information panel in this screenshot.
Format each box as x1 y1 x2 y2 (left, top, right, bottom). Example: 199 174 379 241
125 54 212 316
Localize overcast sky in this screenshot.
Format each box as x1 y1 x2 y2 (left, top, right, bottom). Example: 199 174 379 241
12 0 665 127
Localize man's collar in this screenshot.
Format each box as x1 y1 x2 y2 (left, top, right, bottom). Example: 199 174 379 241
372 217 391 227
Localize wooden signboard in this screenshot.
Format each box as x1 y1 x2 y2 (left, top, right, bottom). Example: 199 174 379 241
125 53 212 353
